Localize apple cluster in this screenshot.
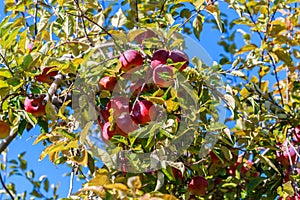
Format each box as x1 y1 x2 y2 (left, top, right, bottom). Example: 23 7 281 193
97 48 189 142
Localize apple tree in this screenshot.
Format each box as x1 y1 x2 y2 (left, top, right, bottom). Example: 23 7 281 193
0 0 299 199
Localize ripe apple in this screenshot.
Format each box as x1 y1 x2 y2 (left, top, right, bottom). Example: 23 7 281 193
119 50 144 72
101 122 116 143
0 121 10 139
151 49 169 69
115 113 138 136
169 49 189 71
35 66 58 84
153 65 174 88
107 96 131 117
98 76 117 91
129 79 147 96
209 151 220 165
293 125 300 144
132 100 158 125
276 141 297 168
171 167 183 182
97 109 110 128
188 176 208 196
24 95 46 117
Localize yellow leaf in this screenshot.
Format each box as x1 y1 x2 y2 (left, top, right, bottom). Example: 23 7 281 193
104 183 128 191
235 44 258 55
57 100 71 120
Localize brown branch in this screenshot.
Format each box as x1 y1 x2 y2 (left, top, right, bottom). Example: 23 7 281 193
0 172 14 199
0 129 18 154
0 51 13 76
44 73 63 104
73 0 93 46
34 0 38 39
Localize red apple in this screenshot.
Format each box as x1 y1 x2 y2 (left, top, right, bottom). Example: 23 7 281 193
276 141 297 168
107 97 131 117
153 65 174 88
132 100 158 125
169 49 189 71
28 43 34 53
151 49 169 69
129 79 147 96
119 50 144 72
0 121 10 139
171 167 183 182
98 76 117 91
188 176 208 196
97 109 110 128
24 95 46 117
101 122 116 143
293 125 300 144
209 151 220 165
115 113 138 136
35 66 58 84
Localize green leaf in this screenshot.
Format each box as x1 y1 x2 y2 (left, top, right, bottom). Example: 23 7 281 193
192 15 203 40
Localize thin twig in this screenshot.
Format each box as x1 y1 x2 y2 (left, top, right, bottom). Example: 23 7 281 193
34 0 38 38
73 0 93 46
159 0 167 16
67 169 75 197
0 172 14 199
135 0 139 23
0 51 13 75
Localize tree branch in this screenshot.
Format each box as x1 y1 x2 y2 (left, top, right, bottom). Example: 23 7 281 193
0 51 13 76
0 171 14 200
0 129 18 155
44 73 63 104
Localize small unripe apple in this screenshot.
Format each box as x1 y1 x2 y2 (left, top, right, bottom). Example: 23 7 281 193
98 76 117 91
101 122 116 143
153 65 174 88
35 67 58 84
0 121 10 139
151 49 169 69
116 113 138 136
132 100 158 125
24 95 46 117
169 49 189 71
119 50 144 72
107 97 131 117
188 176 208 196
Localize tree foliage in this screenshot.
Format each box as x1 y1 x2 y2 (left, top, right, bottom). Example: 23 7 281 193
0 0 299 199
